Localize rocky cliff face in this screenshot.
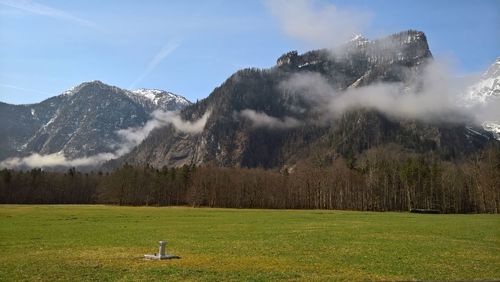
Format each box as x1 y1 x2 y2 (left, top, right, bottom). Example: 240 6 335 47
0 81 191 161
115 30 495 169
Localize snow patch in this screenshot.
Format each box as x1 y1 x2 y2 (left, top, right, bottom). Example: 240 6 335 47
349 34 369 47
482 121 500 140
131 88 162 104
62 85 77 96
128 88 191 109
42 115 57 129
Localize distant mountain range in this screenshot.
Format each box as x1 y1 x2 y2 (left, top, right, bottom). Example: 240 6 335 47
1 30 498 170
0 81 190 162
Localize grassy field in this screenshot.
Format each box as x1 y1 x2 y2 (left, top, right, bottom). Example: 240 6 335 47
0 205 498 281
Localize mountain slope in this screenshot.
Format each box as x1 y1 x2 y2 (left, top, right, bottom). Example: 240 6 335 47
0 81 191 162
0 96 64 160
468 58 500 102
115 30 496 169
466 58 500 139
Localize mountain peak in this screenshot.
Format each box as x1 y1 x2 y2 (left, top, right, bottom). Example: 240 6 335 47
276 30 432 70
276 51 299 67
0 81 192 163
77 80 106 88
483 57 500 78
374 30 430 51
59 81 191 111
62 80 114 96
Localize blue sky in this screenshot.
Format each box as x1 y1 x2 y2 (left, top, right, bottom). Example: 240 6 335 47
0 0 499 104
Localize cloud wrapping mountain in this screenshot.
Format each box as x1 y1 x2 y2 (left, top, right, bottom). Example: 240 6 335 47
0 81 193 169
0 109 210 168
279 60 479 124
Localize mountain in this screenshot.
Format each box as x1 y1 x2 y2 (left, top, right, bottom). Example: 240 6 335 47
466 57 500 139
113 30 496 169
468 58 500 102
0 81 191 162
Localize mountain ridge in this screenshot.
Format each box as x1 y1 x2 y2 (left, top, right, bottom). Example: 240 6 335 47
111 30 496 170
2 30 497 170
0 81 191 164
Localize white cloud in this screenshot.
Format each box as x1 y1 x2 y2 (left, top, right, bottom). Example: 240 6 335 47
265 0 371 48
0 0 97 28
470 98 500 125
279 60 485 124
0 152 116 169
151 110 211 134
115 110 210 154
240 109 302 129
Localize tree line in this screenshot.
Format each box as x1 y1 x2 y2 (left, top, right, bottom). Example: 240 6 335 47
1 145 498 213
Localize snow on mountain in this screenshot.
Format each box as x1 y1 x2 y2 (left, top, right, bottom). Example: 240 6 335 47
127 88 191 112
482 122 500 140
62 85 77 96
60 81 192 112
349 34 369 47
468 58 500 102
116 30 494 169
130 89 164 104
0 81 192 163
466 57 500 140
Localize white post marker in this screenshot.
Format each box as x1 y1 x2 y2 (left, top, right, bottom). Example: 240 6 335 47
158 241 166 258
144 241 180 260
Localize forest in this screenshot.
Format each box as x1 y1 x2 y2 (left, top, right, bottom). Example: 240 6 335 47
1 144 498 213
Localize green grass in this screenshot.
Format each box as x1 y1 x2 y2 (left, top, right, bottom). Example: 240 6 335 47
0 205 498 281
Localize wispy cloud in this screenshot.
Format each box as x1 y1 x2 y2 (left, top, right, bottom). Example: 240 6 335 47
240 109 302 129
115 110 210 156
0 82 53 96
129 39 180 89
0 0 97 28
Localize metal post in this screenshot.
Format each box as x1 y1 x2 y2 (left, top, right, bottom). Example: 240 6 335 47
159 241 166 258
145 240 179 260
